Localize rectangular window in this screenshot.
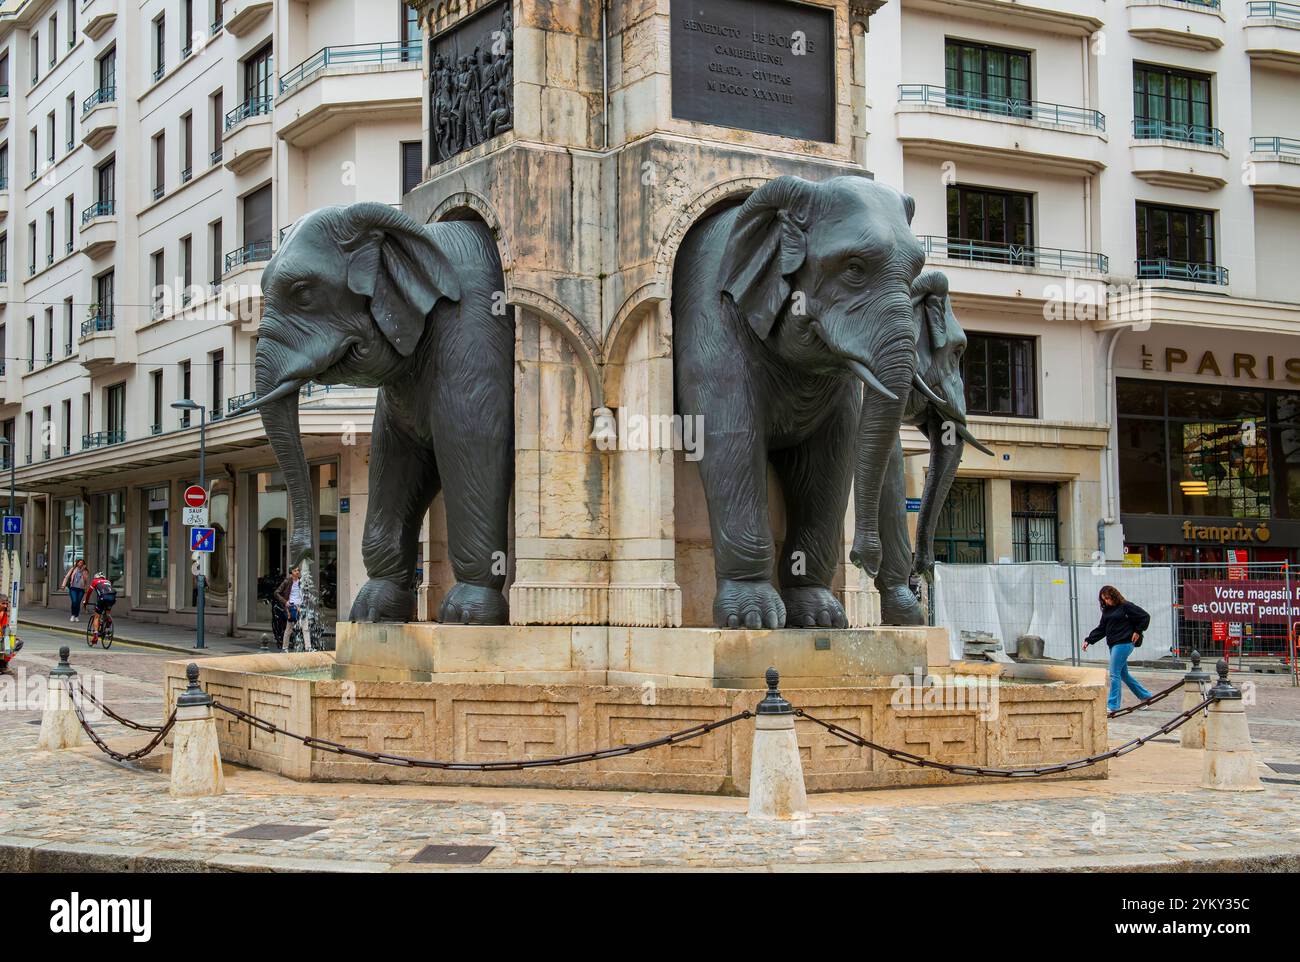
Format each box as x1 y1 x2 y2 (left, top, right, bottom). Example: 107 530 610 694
61 399 70 455
45 208 53 263
243 42 273 105
24 411 31 463
30 34 38 85
97 158 115 205
181 113 192 180
28 127 36 179
401 141 422 195
242 183 272 249
45 111 54 161
181 235 192 300
183 0 194 55
210 219 223 285
1133 63 1213 143
105 382 125 437
48 14 57 66
211 349 224 419
44 306 53 362
1135 201 1216 277
151 370 163 434
963 332 1037 418
0 143 8 189
56 497 85 588
210 89 223 162
141 487 169 607
152 132 165 198
945 38 1031 117
403 3 421 60
1012 482 1059 562
26 221 35 275
64 195 73 254
151 250 165 314
42 405 51 459
947 184 1034 263
63 297 72 354
68 0 76 43
180 360 192 425
934 479 987 564
97 48 115 91
95 269 114 324
65 92 75 149
153 15 166 80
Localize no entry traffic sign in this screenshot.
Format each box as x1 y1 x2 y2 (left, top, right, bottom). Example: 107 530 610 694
184 485 208 509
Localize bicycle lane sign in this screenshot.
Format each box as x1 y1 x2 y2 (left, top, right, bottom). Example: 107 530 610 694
190 527 216 553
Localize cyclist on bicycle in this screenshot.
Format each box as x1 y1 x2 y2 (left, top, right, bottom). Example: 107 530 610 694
88 572 116 645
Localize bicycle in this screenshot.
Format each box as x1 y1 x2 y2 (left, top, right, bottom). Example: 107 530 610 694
86 608 115 649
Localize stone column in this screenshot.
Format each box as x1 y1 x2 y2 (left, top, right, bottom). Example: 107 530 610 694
841 490 881 627
170 663 226 798
1179 650 1211 750
747 669 809 820
37 646 83 751
1201 660 1263 792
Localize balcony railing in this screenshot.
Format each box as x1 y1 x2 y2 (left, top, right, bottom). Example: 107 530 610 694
82 85 115 114
920 235 1109 273
1247 1 1300 22
81 199 114 224
210 407 225 422
0 269 6 283
152 63 165 83
0 84 8 97
152 184 165 201
210 147 223 165
227 392 258 414
181 165 192 183
224 96 273 131
1136 259 1229 285
1250 135 1300 155
81 430 125 450
150 423 162 436
1174 0 1222 8
212 16 224 36
224 240 273 273
80 312 114 337
1133 118 1225 148
0 176 7 190
897 84 1106 131
279 41 423 94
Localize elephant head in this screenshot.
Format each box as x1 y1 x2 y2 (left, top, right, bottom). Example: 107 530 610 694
246 202 461 567
717 175 925 576
906 270 994 578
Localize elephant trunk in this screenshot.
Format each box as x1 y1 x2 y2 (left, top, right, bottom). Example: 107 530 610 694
914 408 965 576
256 338 315 568
850 299 918 576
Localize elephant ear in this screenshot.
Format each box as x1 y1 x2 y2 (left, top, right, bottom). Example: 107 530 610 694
718 177 816 339
912 269 950 357
340 203 461 358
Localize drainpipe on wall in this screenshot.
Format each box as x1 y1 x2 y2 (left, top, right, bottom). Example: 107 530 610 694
601 0 610 150
1099 328 1123 559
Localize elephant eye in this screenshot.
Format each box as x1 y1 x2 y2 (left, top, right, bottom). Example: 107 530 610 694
290 281 313 306
843 259 868 284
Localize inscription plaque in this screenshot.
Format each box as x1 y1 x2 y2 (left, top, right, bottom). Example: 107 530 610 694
429 0 514 164
670 0 836 142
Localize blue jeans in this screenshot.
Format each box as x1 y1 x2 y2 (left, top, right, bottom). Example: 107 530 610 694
1108 642 1152 711
68 587 85 617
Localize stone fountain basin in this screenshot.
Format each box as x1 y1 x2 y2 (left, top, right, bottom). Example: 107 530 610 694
162 623 1108 795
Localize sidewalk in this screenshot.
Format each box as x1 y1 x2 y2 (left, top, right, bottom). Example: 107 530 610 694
18 605 260 656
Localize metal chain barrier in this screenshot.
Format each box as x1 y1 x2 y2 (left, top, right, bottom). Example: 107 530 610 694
64 680 177 763
212 699 752 772
76 681 168 733
1107 676 1186 718
793 693 1215 779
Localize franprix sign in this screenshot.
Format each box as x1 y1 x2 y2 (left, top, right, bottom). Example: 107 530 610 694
1182 580 1300 624
670 0 835 143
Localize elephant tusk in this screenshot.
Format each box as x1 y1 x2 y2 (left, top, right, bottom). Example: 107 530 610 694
911 373 961 420
956 422 996 456
847 359 900 403
233 378 307 414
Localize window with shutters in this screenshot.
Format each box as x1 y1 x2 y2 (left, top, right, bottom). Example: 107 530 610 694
401 141 422 195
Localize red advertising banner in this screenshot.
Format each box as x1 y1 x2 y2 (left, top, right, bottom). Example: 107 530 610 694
1182 580 1300 624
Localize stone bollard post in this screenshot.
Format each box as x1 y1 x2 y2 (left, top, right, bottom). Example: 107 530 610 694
170 663 226 798
37 646 83 751
747 667 809 820
1201 659 1262 792
1179 649 1211 750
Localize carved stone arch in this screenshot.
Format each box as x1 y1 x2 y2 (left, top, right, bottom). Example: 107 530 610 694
602 285 666 402
510 287 605 408
429 190 513 272
652 176 771 298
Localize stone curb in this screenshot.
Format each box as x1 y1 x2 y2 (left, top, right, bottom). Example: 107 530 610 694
17 618 253 656
4 836 1299 874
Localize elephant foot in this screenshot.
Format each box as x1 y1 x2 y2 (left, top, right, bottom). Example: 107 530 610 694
438 583 509 625
349 579 416 623
713 579 785 630
878 584 927 627
850 534 882 578
780 585 847 629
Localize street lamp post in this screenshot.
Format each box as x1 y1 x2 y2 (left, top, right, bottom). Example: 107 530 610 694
172 400 206 650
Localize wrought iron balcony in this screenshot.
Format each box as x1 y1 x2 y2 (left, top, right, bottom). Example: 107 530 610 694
81 430 125 450
1248 0 1300 21
150 423 162 436
1136 259 1229 284
0 84 8 97
81 199 114 223
227 392 258 414
82 85 116 115
153 63 165 83
181 165 192 183
920 235 1109 273
897 84 1105 131
279 41 423 95
1132 118 1224 148
1250 135 1300 155
224 96 273 131
224 240 273 273
80 311 114 337
152 183 165 201
210 147 223 165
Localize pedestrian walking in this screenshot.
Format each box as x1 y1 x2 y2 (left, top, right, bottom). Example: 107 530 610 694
61 559 90 622
1083 584 1153 712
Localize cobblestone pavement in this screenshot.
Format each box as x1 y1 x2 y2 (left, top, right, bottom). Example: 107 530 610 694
5 645 1300 872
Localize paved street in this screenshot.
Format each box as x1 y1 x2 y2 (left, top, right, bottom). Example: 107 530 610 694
5 628 1300 872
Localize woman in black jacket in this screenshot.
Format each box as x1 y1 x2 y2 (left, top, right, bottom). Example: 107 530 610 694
1083 585 1153 711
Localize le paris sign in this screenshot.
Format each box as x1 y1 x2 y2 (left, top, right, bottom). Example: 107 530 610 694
183 485 209 527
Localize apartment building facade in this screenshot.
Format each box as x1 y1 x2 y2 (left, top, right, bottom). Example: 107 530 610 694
0 0 424 630
865 0 1300 567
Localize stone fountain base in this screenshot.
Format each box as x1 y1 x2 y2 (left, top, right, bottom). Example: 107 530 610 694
162 623 1109 795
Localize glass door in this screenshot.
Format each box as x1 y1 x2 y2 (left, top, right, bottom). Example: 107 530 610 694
140 486 169 607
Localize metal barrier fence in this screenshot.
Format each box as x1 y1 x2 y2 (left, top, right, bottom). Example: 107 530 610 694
931 561 1300 679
